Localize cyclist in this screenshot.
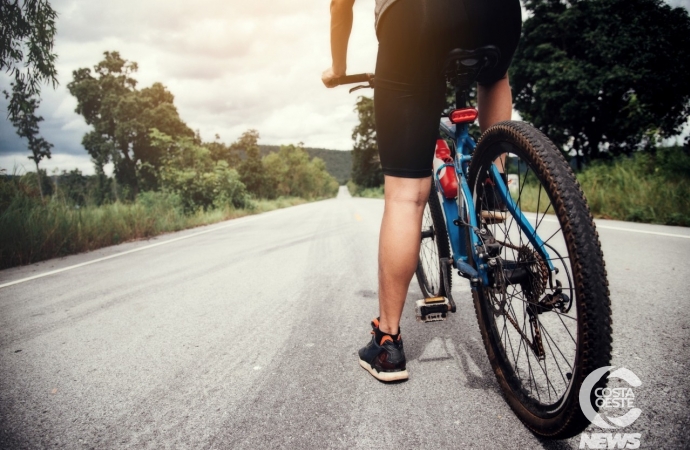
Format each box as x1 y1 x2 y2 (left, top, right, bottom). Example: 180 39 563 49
322 0 521 382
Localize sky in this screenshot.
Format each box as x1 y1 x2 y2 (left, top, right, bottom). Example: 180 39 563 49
1 0 689 176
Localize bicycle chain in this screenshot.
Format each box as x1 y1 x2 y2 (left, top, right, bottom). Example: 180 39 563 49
504 313 545 359
496 246 548 360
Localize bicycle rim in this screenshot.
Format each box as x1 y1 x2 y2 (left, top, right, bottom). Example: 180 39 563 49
468 121 611 438
417 182 450 297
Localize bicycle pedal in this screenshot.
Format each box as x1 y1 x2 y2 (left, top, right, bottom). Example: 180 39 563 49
481 210 506 223
415 297 451 323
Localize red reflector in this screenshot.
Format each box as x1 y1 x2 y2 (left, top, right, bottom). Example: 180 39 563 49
449 108 478 124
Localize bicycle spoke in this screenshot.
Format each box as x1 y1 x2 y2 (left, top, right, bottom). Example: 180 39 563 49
467 121 611 437
477 158 579 405
540 319 575 373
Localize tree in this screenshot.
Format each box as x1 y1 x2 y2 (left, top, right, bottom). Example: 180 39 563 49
3 79 53 199
1 0 58 121
235 130 268 196
57 168 88 205
511 0 690 167
150 129 249 212
207 134 240 167
67 51 194 199
351 96 383 187
262 144 339 199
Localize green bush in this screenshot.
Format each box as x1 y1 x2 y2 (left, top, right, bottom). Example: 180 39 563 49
262 144 339 199
516 147 690 226
151 129 250 212
0 181 307 269
0 191 187 268
136 190 184 213
577 148 690 226
347 180 384 198
54 168 89 206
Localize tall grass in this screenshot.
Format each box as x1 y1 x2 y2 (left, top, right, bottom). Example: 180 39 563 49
578 154 690 226
511 181 554 216
515 148 690 226
347 180 384 198
347 148 690 227
0 190 307 269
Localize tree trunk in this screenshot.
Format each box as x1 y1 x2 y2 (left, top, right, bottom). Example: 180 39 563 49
34 159 44 200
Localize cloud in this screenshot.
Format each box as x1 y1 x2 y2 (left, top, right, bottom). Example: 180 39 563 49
0 152 97 176
2 0 379 174
666 0 690 8
4 0 686 175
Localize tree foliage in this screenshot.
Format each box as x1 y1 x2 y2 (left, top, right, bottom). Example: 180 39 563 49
2 0 58 198
206 134 240 167
351 96 383 187
21 168 52 196
262 144 339 199
3 79 53 198
258 145 351 184
235 129 267 196
149 129 249 212
230 130 339 199
1 0 58 120
511 0 690 165
67 51 194 198
56 168 88 205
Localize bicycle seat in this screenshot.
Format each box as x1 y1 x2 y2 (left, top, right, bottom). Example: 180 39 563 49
444 46 501 88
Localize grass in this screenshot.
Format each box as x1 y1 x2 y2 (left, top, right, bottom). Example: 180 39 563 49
347 180 384 198
0 192 308 270
348 148 690 227
4 149 686 270
511 182 554 216
577 156 690 226
514 149 690 226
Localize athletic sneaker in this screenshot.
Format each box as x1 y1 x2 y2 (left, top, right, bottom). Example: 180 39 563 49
358 318 409 382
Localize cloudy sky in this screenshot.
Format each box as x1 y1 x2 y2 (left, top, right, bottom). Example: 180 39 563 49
1 0 689 175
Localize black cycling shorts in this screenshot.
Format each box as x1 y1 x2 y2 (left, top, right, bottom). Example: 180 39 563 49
374 0 522 178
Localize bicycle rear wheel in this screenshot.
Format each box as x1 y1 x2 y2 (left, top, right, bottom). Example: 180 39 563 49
467 121 612 438
416 181 451 298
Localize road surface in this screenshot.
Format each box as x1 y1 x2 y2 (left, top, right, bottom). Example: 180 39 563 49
1 187 688 449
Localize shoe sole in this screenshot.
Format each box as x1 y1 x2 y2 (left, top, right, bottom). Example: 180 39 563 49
359 359 409 382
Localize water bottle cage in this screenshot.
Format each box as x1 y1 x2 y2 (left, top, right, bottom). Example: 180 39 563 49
435 163 456 180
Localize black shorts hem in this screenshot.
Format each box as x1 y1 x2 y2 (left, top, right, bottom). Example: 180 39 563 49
382 167 433 179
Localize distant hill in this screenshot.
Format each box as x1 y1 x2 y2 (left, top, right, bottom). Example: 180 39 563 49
260 145 352 184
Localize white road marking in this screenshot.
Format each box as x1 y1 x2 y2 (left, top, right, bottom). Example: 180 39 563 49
0 212 270 290
594 224 690 239
537 216 690 239
2 202 687 290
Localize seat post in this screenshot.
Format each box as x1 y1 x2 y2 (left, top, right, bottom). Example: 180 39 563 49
455 88 467 109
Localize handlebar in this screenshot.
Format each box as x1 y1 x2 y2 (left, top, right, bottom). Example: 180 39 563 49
334 73 374 85
333 73 375 93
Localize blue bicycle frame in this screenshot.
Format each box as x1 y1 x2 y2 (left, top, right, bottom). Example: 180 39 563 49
433 117 554 289
333 70 555 288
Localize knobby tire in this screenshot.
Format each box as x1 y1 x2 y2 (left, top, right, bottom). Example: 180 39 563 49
467 121 612 439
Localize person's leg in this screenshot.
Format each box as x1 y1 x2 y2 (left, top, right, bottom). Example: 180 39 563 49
478 75 513 171
377 175 432 335
358 0 445 382
477 74 513 132
471 0 522 170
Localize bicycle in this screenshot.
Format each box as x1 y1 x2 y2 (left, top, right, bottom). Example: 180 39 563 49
335 46 612 439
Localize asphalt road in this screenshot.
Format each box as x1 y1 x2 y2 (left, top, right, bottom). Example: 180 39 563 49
1 187 689 449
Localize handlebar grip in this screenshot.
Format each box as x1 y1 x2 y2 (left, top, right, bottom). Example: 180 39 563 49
335 73 374 86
